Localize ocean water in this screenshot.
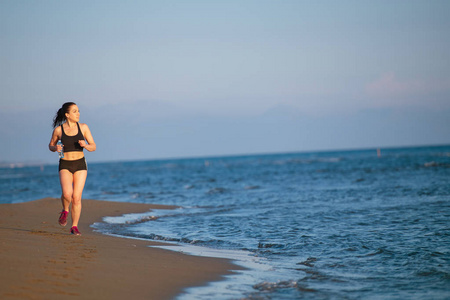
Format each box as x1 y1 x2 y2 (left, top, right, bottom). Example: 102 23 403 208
1 145 450 299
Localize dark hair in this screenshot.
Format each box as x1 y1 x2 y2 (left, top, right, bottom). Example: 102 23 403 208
52 102 76 128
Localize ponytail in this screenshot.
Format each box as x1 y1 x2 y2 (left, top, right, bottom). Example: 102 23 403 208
52 102 76 128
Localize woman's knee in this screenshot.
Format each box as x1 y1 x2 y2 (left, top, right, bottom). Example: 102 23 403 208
62 192 73 201
72 195 82 206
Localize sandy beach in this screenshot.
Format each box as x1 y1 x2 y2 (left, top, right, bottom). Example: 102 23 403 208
0 198 240 300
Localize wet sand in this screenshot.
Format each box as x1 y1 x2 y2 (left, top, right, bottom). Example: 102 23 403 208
0 198 239 299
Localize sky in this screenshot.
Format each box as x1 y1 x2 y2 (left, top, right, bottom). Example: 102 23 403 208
1 0 449 164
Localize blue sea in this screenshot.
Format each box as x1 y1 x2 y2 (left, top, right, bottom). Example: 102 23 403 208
1 145 450 299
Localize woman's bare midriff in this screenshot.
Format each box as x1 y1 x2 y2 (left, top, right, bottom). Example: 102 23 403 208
61 152 85 161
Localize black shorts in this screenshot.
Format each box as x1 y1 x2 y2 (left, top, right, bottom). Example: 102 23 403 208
59 157 87 174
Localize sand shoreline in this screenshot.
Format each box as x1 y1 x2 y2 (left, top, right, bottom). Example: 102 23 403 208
0 198 241 299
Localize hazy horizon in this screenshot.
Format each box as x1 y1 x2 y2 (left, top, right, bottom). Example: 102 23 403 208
2 143 449 167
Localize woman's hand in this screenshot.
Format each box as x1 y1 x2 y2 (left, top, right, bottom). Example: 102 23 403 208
56 144 64 153
78 140 87 148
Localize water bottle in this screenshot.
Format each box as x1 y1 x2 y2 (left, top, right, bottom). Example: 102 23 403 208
57 140 64 159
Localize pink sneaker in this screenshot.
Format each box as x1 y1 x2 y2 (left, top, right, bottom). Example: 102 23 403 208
71 226 81 235
58 210 68 226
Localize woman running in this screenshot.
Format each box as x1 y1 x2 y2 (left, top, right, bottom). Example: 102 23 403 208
49 102 96 235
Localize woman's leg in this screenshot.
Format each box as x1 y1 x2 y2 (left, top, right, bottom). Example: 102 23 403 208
59 170 74 212
71 170 87 227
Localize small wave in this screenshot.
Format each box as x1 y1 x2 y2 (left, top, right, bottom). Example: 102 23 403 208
271 157 343 166
357 248 393 258
416 268 450 279
430 251 446 257
0 173 27 179
125 215 158 224
130 192 155 199
296 268 338 284
296 257 317 267
257 242 285 249
253 280 307 292
424 161 450 168
162 163 179 169
365 248 384 256
202 177 216 183
0 187 30 194
244 185 260 190
207 187 227 194
100 209 177 225
101 190 120 195
424 161 439 167
318 157 343 163
296 268 322 277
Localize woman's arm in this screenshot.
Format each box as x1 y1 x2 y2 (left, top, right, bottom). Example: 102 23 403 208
79 123 96 152
49 127 62 152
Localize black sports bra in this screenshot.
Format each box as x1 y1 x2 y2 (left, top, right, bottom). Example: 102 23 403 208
61 122 85 152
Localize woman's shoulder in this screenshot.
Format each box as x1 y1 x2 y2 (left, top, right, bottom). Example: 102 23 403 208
78 123 91 132
53 125 62 134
